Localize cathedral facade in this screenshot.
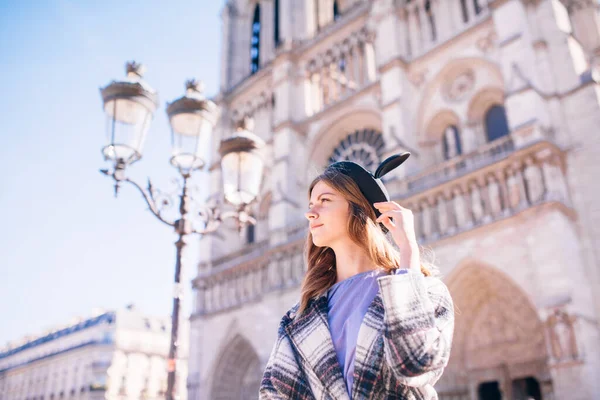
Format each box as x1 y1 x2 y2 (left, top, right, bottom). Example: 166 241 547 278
188 0 600 399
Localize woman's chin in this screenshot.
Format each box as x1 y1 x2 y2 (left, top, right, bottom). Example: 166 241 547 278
312 237 329 248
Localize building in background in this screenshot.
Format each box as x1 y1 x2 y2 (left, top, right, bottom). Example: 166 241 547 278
0 305 188 400
189 0 600 399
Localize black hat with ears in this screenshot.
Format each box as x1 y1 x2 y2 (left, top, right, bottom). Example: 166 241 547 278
326 152 411 230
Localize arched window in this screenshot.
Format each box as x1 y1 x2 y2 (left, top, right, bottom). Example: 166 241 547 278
485 105 510 142
250 5 261 74
274 0 280 47
460 0 469 23
442 126 462 160
334 1 341 21
246 223 255 244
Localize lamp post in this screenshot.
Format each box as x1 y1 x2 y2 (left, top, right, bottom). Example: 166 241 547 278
99 61 265 400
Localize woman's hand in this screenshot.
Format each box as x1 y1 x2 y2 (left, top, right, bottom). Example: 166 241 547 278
374 201 420 269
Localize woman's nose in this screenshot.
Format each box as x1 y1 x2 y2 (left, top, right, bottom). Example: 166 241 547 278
305 208 317 220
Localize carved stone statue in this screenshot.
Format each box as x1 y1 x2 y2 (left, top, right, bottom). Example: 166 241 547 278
437 195 449 234
453 187 469 228
420 201 432 238
470 182 484 222
487 175 502 217
506 169 522 209
543 156 569 203
524 157 545 204
547 308 579 361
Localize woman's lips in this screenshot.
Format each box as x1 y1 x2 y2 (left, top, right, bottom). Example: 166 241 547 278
311 224 324 231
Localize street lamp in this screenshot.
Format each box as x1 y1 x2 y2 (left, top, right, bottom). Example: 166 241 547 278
98 61 265 400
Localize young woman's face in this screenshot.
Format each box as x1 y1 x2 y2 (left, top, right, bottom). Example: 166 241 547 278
305 180 351 248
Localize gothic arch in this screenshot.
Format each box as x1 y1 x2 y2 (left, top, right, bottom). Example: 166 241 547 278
423 109 461 143
416 57 504 144
441 260 549 387
466 86 505 122
210 334 263 400
307 108 383 171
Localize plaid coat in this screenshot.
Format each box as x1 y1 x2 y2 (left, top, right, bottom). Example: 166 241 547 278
259 269 454 399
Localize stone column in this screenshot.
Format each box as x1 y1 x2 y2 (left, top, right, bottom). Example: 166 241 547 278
220 4 234 90
461 120 479 154
444 126 458 159
342 50 353 95
417 0 429 47
351 44 361 89
260 0 275 66
436 0 454 40
397 8 411 58
364 41 377 83
540 152 569 204
408 5 420 56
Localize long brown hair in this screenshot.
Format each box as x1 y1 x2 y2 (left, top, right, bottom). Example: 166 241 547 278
298 168 432 316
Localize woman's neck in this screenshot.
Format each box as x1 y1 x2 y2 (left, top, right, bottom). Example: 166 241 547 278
331 240 376 283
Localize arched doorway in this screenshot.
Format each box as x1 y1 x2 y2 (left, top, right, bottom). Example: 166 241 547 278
210 335 262 400
435 263 553 399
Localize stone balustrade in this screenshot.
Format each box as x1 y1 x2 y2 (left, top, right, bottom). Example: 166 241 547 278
399 140 570 244
193 240 306 316
398 134 516 194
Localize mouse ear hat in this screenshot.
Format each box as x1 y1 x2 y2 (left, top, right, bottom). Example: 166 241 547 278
325 152 411 230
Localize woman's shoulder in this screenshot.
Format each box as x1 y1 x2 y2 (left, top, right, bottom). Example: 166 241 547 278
279 301 301 328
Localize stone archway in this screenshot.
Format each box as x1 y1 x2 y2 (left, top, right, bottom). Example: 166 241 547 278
210 335 262 400
436 262 552 399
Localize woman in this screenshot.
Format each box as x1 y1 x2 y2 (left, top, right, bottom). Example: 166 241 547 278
259 153 454 399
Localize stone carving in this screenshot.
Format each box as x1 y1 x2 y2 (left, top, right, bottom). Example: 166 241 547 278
452 187 469 229
542 156 569 203
420 200 433 239
444 69 475 102
486 175 503 217
524 157 545 203
437 194 449 234
469 181 484 222
476 31 497 53
560 0 596 13
409 69 428 87
546 308 579 362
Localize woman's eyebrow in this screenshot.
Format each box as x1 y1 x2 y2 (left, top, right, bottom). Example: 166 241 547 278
308 192 335 206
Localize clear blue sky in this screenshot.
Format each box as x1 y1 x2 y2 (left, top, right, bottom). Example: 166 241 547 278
0 0 222 345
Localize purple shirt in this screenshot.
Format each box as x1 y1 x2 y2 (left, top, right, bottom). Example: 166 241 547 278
326 268 408 395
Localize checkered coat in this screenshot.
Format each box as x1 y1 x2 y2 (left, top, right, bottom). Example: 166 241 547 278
259 269 454 399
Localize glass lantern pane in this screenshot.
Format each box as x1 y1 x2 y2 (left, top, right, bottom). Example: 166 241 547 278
222 152 241 205
103 99 152 163
222 152 264 206
104 98 149 125
239 152 263 201
170 113 205 137
170 116 210 171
